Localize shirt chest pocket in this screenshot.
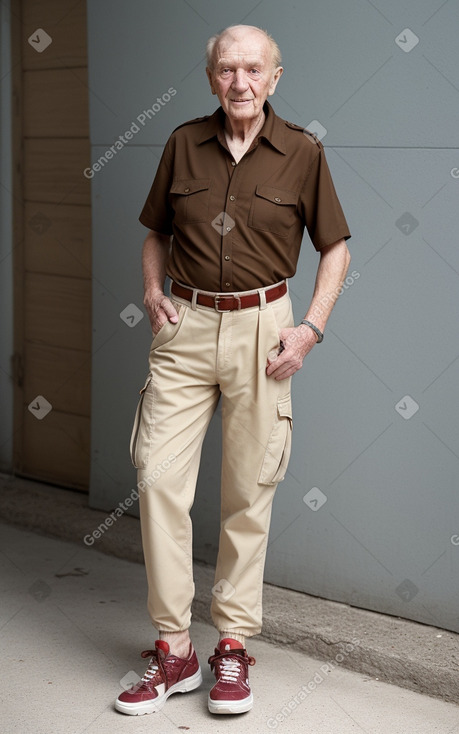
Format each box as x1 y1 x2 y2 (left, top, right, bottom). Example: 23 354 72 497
248 185 298 238
170 178 211 224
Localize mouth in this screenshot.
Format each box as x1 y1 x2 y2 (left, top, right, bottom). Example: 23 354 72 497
230 99 252 104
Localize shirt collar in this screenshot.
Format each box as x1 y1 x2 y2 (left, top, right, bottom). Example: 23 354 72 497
197 101 286 155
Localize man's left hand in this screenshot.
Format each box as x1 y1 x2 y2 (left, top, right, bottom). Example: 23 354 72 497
266 325 317 380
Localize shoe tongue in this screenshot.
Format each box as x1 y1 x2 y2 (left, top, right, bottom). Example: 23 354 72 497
155 639 169 656
219 637 243 652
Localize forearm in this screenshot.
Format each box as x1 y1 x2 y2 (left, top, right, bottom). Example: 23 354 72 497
142 230 178 333
142 229 171 298
302 238 351 333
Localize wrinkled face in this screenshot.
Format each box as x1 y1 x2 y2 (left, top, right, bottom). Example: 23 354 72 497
206 28 283 125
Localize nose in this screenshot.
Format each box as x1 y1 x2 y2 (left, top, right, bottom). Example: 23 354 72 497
231 69 249 92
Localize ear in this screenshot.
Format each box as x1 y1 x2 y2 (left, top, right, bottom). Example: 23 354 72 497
268 66 283 96
206 67 217 95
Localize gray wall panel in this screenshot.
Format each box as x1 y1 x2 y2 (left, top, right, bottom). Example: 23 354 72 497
87 0 459 632
87 0 459 146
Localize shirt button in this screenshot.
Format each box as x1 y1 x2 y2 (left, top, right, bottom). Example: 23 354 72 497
229 195 236 201
224 255 230 261
231 161 236 167
184 187 190 193
274 196 281 202
225 282 231 287
226 226 231 232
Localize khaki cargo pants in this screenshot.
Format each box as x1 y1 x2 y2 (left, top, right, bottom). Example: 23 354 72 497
130 282 294 639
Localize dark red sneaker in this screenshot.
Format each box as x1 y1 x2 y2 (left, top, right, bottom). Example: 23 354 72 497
208 638 256 714
115 640 202 715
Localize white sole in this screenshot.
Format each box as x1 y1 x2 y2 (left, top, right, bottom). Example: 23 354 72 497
208 691 253 714
115 667 202 715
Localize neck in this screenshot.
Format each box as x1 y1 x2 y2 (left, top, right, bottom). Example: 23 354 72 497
224 109 266 143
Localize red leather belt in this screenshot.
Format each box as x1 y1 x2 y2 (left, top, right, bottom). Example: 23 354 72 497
171 281 287 312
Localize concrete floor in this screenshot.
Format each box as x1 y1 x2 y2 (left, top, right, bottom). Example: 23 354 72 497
1 522 458 734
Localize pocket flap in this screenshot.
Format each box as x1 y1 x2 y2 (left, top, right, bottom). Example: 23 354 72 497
277 393 293 421
139 374 152 394
170 178 210 196
130 374 153 469
255 185 297 206
258 393 293 485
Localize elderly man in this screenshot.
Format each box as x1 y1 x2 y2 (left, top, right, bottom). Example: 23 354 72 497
116 24 351 717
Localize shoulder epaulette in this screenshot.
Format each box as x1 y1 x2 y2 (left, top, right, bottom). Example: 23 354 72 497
173 116 210 132
303 128 321 145
285 120 305 132
285 120 321 146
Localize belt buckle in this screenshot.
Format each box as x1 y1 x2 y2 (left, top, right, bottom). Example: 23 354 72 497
214 294 241 312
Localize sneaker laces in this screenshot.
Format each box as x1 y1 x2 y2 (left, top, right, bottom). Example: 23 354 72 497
208 648 256 683
218 656 241 682
136 649 165 688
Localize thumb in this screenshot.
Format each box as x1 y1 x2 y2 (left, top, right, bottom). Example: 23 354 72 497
161 297 179 323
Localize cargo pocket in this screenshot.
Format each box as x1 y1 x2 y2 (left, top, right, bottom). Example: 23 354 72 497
129 374 154 469
258 394 293 485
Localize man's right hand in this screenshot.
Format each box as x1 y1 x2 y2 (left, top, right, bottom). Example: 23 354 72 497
144 291 179 336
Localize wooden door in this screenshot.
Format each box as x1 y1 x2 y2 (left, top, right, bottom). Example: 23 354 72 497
12 0 92 490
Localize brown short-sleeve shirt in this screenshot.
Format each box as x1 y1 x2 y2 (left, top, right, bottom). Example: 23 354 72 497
139 102 350 292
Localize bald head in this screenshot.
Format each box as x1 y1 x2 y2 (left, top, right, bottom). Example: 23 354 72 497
206 24 282 71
